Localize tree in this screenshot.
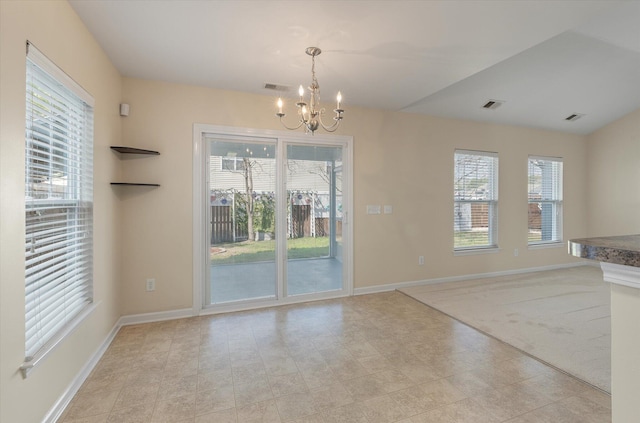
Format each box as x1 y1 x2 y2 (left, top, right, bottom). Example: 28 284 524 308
242 157 255 239
454 155 491 200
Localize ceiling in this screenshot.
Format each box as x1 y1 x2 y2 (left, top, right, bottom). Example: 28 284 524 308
69 0 640 135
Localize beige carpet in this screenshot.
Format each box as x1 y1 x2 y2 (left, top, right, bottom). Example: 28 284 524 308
400 265 611 392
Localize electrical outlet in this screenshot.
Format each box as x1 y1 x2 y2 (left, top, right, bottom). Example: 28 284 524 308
514 248 519 257
418 256 425 265
146 278 155 292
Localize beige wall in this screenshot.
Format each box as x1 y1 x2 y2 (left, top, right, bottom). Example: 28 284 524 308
586 108 640 236
119 77 588 315
349 110 588 285
0 2 122 422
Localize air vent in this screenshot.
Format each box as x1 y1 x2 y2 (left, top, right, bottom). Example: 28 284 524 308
565 113 584 122
264 83 291 92
482 99 504 110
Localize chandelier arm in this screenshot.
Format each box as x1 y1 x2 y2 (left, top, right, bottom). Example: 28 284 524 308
278 115 306 131
317 109 343 132
319 122 340 132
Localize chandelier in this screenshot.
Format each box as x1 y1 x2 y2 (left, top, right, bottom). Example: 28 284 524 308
276 47 344 134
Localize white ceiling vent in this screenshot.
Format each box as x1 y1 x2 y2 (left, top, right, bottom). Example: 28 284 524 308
482 99 504 110
565 113 585 122
264 83 291 92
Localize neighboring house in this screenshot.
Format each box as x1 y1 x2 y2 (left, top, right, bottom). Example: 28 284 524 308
208 156 343 241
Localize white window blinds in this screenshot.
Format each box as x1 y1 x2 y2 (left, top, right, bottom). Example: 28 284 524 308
24 42 94 368
454 150 498 250
528 156 563 244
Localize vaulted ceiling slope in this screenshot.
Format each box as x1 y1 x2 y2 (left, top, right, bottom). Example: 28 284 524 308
69 0 640 134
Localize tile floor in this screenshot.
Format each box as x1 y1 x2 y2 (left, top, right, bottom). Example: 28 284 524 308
58 292 611 423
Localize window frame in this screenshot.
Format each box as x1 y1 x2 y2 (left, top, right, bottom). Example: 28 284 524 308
453 149 499 252
528 155 563 246
21 42 95 378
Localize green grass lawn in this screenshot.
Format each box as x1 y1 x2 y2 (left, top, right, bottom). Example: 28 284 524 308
455 230 544 247
454 231 489 247
211 236 331 264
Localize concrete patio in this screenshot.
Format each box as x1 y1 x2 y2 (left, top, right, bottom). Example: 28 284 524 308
210 257 343 304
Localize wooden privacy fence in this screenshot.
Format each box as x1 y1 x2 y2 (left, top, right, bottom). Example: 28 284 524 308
528 203 542 229
211 205 247 243
468 203 541 230
290 205 310 238
211 204 342 243
470 203 489 228
315 218 342 237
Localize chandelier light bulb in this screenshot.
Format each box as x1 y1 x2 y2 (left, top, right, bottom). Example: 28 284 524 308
277 98 283 114
298 85 304 98
336 91 342 109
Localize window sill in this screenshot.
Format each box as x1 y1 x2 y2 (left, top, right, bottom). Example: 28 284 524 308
454 247 500 256
20 301 98 378
528 241 564 250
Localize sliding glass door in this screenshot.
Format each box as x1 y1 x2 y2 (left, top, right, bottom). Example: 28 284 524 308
199 128 351 309
286 144 343 296
207 138 277 304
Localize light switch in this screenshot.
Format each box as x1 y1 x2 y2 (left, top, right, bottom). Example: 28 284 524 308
384 205 392 214
366 205 381 214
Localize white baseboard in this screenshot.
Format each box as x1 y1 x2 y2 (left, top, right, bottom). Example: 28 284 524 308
354 260 592 295
42 322 120 423
117 308 195 326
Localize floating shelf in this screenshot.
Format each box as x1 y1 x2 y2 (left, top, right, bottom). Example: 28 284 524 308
110 146 160 155
110 145 160 186
110 182 160 187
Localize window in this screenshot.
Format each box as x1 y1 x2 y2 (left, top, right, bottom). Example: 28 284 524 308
23 42 94 372
528 156 562 245
221 156 246 171
454 150 498 250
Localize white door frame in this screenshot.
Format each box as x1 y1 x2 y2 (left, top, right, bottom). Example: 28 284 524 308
192 123 353 315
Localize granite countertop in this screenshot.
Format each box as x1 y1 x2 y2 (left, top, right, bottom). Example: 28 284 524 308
568 234 640 267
